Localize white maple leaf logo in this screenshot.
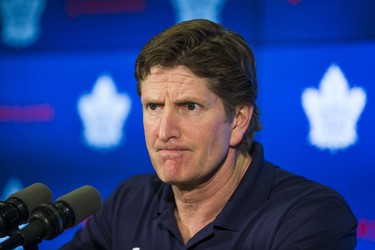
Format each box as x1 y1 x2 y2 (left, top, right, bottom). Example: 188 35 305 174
78 74 131 150
0 0 46 47
301 64 366 152
170 0 227 23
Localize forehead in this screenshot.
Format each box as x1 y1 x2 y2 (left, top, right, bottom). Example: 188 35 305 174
140 66 217 101
143 66 206 86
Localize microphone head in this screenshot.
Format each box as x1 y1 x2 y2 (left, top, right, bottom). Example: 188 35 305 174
8 183 53 216
56 185 102 226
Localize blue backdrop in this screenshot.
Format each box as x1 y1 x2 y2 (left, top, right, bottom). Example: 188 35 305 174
0 0 374 249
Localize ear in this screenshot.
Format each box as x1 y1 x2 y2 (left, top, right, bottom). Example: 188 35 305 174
229 105 253 147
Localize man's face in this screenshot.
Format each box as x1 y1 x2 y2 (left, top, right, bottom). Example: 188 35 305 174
141 66 235 189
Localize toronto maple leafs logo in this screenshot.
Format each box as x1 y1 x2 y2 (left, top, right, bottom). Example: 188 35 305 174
302 64 367 152
170 0 227 23
0 0 46 48
78 74 132 150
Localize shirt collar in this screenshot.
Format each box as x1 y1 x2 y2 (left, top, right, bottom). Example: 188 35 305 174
156 142 275 232
213 142 275 231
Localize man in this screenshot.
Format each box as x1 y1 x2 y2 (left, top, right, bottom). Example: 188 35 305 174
61 19 357 249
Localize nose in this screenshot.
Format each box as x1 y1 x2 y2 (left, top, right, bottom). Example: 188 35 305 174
158 108 181 142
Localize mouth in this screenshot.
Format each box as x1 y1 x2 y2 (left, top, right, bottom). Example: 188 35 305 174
155 142 188 151
156 147 189 159
158 148 186 153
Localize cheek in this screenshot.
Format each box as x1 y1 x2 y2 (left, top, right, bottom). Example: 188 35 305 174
143 118 157 143
212 123 232 148
198 121 231 150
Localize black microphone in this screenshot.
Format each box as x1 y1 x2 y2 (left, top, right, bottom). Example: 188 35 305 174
0 185 102 250
0 183 52 237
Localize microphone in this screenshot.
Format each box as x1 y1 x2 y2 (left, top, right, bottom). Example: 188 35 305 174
0 183 52 237
0 185 102 250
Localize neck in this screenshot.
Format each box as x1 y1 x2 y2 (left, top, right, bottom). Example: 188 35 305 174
172 149 252 244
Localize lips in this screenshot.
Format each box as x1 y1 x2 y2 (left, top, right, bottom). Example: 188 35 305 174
155 143 189 159
155 140 188 151
157 146 187 151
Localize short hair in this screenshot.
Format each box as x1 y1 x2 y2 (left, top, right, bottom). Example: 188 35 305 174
135 19 261 153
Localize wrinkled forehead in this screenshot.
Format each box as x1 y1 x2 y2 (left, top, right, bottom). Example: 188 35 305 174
139 66 219 101
141 66 210 90
146 66 196 82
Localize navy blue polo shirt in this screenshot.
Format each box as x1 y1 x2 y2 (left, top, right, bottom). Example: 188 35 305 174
61 142 357 250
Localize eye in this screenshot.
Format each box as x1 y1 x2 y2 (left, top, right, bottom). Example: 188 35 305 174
148 103 158 110
186 103 197 110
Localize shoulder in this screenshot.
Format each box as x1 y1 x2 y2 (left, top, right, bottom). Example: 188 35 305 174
259 161 356 225
93 173 166 232
264 163 357 249
59 173 165 249
267 162 347 204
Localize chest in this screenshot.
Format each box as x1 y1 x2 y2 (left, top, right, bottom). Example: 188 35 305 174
109 208 278 250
